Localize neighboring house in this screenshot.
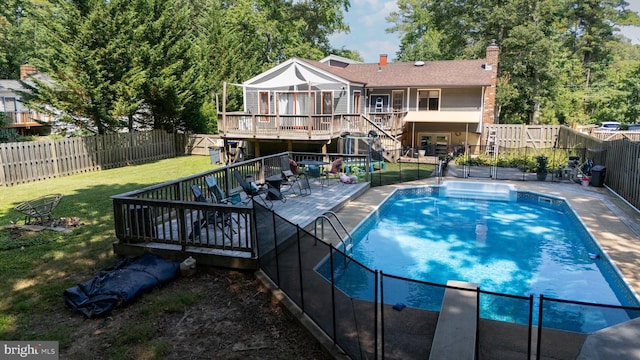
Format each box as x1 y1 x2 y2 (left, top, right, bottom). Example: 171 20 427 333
219 41 499 159
0 64 54 135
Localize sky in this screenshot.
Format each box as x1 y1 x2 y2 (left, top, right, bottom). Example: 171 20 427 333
330 0 640 64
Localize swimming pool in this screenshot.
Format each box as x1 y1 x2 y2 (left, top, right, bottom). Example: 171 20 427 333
317 182 640 332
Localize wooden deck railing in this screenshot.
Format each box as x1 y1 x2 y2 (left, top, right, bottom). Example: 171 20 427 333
219 112 405 140
3 111 53 127
112 151 369 257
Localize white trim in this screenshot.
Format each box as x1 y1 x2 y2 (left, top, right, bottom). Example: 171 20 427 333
416 88 441 111
243 58 348 88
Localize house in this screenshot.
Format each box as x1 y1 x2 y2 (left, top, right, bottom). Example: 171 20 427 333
219 41 499 160
0 64 54 135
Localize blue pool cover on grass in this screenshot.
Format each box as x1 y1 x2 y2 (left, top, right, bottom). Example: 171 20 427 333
64 253 180 318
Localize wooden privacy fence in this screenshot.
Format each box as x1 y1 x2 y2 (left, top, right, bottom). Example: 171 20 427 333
0 130 186 186
557 127 640 210
485 124 561 148
604 139 640 210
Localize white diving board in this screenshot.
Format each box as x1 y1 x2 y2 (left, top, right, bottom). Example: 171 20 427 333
429 280 478 360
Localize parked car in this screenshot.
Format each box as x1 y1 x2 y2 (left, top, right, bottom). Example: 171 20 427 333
599 121 621 130
627 124 640 131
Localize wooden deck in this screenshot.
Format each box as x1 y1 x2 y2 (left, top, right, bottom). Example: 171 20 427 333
267 177 370 229
113 177 370 269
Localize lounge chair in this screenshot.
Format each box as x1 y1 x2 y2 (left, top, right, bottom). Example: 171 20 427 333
297 174 311 196
14 193 63 224
189 184 235 241
205 175 247 205
280 155 299 194
232 169 273 209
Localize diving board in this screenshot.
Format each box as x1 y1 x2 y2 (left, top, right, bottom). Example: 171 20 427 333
429 280 478 360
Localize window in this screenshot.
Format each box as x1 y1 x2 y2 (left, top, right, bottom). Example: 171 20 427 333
419 132 449 156
353 91 361 113
277 92 315 115
322 92 333 114
371 95 389 112
259 92 270 114
392 90 404 111
1 97 16 112
418 90 440 111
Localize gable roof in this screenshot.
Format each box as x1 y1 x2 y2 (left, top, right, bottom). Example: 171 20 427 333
243 58 345 88
300 58 493 88
0 73 52 93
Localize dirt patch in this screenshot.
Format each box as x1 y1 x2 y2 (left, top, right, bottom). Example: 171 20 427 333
4 217 84 235
55 268 332 359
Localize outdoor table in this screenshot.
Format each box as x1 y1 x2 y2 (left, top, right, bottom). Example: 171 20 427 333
297 160 330 167
297 160 330 176
296 160 330 187
265 175 284 200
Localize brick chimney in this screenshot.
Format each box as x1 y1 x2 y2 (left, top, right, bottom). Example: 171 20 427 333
482 40 499 126
20 63 37 79
379 54 388 66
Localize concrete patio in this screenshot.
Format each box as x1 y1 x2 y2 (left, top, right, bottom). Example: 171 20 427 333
262 173 640 359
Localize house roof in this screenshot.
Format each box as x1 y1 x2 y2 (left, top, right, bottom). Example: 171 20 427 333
300 58 493 88
242 58 346 88
0 80 24 92
0 73 51 93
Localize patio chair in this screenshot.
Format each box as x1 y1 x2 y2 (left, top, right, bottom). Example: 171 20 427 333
323 158 344 185
558 156 579 182
232 169 273 209
205 175 248 205
297 174 311 196
279 155 299 194
14 193 64 224
189 184 235 241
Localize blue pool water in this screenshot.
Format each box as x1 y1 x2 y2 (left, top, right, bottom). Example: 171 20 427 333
318 185 640 332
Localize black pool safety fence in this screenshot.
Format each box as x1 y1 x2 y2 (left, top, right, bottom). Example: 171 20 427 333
372 146 606 187
254 202 378 359
254 202 640 360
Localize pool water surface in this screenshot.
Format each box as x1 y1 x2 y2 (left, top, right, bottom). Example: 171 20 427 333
318 185 640 332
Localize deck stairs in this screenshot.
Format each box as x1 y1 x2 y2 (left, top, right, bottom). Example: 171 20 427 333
360 114 402 162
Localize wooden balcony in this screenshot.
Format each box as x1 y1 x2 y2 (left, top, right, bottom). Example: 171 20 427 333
3 111 53 128
219 112 404 141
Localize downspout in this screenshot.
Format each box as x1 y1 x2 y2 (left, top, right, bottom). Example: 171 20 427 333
479 86 485 135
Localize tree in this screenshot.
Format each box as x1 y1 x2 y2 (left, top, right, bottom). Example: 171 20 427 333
0 113 20 142
0 0 51 79
14 0 354 135
388 0 640 125
134 0 209 133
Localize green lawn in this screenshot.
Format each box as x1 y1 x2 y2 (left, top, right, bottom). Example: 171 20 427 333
0 155 434 347
369 161 436 186
0 155 213 341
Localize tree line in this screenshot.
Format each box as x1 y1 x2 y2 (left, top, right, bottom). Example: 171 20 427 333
1 0 639 136
388 0 640 125
1 0 355 135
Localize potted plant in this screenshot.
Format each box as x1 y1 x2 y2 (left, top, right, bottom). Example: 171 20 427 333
535 155 549 181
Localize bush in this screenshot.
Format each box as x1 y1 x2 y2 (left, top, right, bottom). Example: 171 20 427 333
455 150 572 173
535 155 549 173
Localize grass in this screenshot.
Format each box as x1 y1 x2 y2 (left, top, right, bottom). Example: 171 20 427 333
0 155 214 342
369 161 436 186
0 155 433 353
